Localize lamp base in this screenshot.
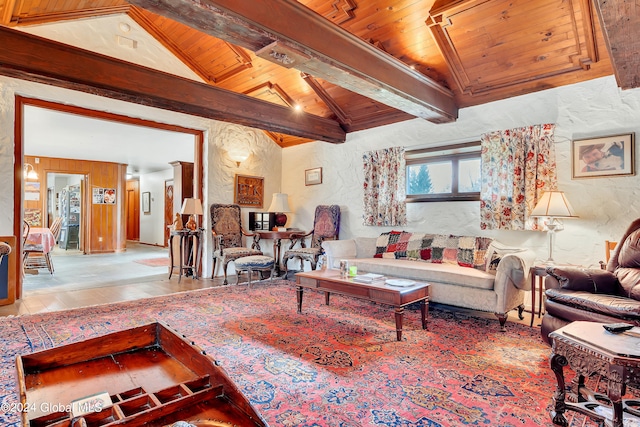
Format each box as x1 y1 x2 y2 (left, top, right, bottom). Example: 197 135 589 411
185 215 197 230
274 213 287 227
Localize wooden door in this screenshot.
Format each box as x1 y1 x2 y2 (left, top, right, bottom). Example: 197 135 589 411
126 179 140 241
164 180 173 247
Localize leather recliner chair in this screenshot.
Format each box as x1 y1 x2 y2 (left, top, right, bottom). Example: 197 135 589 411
541 218 640 344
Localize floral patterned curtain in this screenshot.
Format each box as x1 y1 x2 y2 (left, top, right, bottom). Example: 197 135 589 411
480 124 557 230
363 147 407 226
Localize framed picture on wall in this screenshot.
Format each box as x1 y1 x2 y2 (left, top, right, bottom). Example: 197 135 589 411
305 167 322 185
234 174 264 207
572 133 635 179
142 192 151 214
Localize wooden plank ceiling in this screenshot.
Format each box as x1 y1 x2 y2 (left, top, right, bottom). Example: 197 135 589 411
0 0 635 147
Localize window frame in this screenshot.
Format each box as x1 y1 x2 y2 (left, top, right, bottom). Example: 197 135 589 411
405 142 481 203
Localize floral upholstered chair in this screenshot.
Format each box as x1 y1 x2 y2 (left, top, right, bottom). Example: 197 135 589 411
283 205 340 275
210 203 262 285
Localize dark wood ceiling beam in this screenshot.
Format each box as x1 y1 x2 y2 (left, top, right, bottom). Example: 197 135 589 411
593 0 640 89
301 73 352 126
7 6 131 26
0 27 346 143
127 0 459 123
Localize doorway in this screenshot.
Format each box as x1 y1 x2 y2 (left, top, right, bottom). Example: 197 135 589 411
16 96 204 300
48 173 84 251
127 179 140 242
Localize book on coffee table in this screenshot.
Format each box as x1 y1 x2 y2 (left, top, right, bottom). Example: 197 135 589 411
353 273 386 283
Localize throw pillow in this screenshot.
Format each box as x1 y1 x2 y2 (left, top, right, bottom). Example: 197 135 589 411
484 241 525 274
457 236 493 269
406 233 427 260
393 231 413 259
374 231 402 258
431 234 459 264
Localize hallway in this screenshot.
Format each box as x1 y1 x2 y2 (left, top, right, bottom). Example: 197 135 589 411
1 242 220 317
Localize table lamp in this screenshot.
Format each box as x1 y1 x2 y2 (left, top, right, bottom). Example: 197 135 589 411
267 193 290 229
180 198 203 230
531 190 578 264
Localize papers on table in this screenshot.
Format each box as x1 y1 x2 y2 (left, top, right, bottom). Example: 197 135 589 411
352 273 386 283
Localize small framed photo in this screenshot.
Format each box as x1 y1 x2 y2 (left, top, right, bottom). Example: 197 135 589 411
572 133 635 179
142 192 151 214
305 167 323 186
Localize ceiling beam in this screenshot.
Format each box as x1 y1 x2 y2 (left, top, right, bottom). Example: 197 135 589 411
593 0 640 90
7 6 131 26
0 27 346 143
302 73 352 126
127 0 459 123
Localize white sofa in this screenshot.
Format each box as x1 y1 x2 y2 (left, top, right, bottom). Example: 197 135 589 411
322 235 536 330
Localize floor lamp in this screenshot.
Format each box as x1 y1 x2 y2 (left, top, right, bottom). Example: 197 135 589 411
531 190 578 264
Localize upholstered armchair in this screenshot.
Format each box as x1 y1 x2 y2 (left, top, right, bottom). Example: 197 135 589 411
210 203 262 284
283 205 340 275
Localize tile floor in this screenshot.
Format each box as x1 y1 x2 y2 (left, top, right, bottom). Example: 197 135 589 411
0 242 223 317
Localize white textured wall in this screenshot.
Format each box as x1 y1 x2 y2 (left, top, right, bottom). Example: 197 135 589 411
18 15 203 82
140 169 173 246
281 76 640 268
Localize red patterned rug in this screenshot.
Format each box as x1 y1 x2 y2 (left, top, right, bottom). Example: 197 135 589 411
134 257 170 267
0 280 603 426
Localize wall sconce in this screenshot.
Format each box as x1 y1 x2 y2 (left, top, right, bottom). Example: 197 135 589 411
228 148 249 166
23 163 38 180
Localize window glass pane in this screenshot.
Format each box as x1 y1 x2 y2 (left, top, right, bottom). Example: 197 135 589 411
407 161 451 194
458 158 481 193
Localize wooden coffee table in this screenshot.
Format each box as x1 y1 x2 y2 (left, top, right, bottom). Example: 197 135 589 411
295 269 430 341
549 321 640 427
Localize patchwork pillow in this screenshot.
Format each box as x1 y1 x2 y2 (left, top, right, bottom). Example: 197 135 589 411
393 231 413 258
471 237 493 270
431 235 460 264
406 233 429 260
456 236 476 268
374 231 402 258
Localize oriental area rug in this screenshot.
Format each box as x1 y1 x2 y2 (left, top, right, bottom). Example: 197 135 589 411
0 280 606 426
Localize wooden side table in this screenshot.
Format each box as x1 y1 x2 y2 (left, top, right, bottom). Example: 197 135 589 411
529 265 548 327
549 321 640 427
530 264 583 327
169 228 203 283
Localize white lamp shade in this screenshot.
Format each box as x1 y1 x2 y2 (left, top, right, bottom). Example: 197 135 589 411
180 198 203 216
267 193 290 213
531 191 578 218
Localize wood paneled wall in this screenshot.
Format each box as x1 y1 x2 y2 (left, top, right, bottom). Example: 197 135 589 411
23 155 127 254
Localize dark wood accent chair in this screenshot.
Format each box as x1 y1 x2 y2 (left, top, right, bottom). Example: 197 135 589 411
210 203 262 285
283 205 341 275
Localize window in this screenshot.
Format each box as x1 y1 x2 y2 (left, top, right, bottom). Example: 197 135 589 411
406 142 481 202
